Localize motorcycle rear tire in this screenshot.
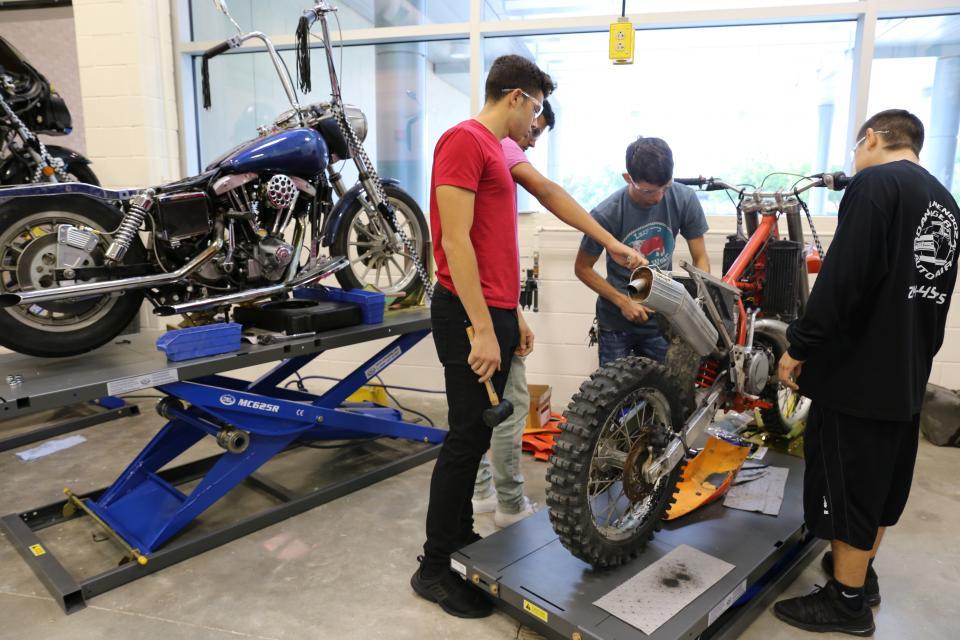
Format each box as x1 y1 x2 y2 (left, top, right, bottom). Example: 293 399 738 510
0 195 145 357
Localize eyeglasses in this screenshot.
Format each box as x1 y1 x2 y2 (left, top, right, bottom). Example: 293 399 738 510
630 179 671 197
502 88 544 117
851 130 890 157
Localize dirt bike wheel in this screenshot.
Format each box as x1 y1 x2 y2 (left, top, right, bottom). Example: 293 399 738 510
547 356 690 569
759 383 811 436
753 336 811 436
331 184 428 297
0 195 145 357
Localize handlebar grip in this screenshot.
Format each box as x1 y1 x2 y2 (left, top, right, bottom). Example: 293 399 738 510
203 40 233 60
821 171 850 191
674 177 706 186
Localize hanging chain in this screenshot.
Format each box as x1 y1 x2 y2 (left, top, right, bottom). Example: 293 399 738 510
797 197 825 260
0 92 72 183
332 103 434 299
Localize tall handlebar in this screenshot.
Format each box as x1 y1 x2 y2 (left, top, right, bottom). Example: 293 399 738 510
200 31 302 122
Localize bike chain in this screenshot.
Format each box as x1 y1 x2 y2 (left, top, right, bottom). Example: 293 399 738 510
0 92 72 183
332 102 433 299
797 197 826 259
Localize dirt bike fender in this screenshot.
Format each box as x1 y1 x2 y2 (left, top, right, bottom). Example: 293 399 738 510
321 177 400 247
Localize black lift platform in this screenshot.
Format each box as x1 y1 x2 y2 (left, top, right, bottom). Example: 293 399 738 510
454 449 824 640
1 309 445 614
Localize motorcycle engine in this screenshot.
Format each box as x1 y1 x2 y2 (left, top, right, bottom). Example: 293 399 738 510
249 235 294 281
730 345 771 396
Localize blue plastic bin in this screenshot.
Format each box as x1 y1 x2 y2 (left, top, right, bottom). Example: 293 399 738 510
156 322 243 361
293 286 385 324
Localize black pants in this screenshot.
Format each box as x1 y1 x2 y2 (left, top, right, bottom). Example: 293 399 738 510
421 284 519 575
804 402 921 551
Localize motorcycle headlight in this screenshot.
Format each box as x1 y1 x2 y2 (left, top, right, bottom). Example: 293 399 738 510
344 105 367 143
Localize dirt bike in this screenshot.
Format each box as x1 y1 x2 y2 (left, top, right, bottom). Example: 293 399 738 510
546 171 848 568
0 0 429 358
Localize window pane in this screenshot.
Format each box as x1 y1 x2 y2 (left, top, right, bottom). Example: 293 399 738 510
190 0 469 42
486 22 856 215
193 39 470 207
868 15 960 202
484 0 854 22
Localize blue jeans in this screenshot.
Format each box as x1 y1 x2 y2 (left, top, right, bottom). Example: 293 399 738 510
598 329 668 367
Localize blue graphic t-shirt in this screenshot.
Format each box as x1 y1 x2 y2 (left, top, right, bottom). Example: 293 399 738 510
581 184 709 334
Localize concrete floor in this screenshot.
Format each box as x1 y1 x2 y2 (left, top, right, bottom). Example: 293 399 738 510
0 391 958 640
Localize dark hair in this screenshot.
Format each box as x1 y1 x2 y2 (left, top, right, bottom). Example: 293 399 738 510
625 137 673 185
484 55 556 104
857 109 924 156
541 99 556 130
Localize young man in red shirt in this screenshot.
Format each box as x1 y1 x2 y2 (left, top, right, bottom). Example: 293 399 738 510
410 55 556 619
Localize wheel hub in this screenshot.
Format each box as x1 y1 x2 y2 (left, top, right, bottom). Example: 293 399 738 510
15 233 100 315
622 433 654 502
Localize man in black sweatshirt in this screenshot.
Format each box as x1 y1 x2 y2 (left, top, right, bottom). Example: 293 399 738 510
774 109 958 637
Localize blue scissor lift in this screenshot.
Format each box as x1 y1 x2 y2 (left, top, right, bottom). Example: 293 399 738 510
1 309 445 613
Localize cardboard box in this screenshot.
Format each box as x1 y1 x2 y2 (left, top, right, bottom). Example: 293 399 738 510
526 384 552 431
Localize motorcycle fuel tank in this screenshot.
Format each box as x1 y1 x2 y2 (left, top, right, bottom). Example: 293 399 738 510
209 128 328 177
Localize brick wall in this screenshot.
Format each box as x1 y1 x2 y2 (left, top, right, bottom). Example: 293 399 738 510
73 0 180 188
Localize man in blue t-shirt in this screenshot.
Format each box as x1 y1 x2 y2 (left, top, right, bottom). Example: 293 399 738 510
575 137 710 366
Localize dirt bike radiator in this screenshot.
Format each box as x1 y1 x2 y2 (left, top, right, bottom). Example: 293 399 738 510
627 266 719 357
762 240 802 319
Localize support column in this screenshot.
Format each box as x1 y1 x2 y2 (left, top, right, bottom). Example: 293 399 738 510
374 1 427 206
928 56 960 191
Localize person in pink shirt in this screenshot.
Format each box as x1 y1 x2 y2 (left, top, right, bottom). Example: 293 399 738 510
473 99 645 528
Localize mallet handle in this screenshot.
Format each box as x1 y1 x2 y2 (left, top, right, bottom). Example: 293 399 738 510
465 326 500 406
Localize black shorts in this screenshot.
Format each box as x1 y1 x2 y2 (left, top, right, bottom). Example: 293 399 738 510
803 403 921 551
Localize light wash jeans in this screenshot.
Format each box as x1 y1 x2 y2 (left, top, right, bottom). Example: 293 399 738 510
473 355 529 514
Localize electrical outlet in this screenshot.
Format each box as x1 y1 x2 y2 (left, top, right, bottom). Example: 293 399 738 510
609 17 634 65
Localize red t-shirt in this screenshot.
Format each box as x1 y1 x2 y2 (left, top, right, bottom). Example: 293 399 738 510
430 119 519 309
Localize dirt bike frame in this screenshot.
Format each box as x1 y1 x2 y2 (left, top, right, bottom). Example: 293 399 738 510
637 172 847 485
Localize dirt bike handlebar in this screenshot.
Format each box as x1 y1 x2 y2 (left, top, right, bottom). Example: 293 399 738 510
674 172 850 198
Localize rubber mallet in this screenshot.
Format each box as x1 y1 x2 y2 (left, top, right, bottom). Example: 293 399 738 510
466 326 515 427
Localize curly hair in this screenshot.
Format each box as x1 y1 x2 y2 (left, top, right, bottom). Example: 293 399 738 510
484 55 556 104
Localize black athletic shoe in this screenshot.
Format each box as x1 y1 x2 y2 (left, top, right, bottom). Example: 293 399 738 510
822 552 881 606
411 560 493 619
774 581 876 637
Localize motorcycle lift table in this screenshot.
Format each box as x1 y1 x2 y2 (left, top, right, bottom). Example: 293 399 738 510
454 449 825 640
1 308 446 614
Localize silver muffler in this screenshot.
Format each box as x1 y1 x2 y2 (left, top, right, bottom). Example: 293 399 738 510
153 255 349 316
0 238 223 309
627 267 719 357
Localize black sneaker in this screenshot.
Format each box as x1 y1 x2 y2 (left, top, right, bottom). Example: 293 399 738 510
411 560 493 619
774 581 875 637
822 552 881 606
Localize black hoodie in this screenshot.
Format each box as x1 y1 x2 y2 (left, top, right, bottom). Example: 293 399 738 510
786 160 959 421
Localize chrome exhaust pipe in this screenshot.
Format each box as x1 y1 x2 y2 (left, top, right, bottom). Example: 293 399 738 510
153 255 349 316
627 266 719 357
0 238 223 309
153 283 288 316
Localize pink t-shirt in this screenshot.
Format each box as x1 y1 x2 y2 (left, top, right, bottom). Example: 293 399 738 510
501 137 529 170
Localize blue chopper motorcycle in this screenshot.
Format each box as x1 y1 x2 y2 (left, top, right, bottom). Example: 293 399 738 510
0 0 429 358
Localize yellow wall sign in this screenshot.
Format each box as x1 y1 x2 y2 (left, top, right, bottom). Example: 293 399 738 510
29 544 46 557
609 18 635 65
523 599 549 623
